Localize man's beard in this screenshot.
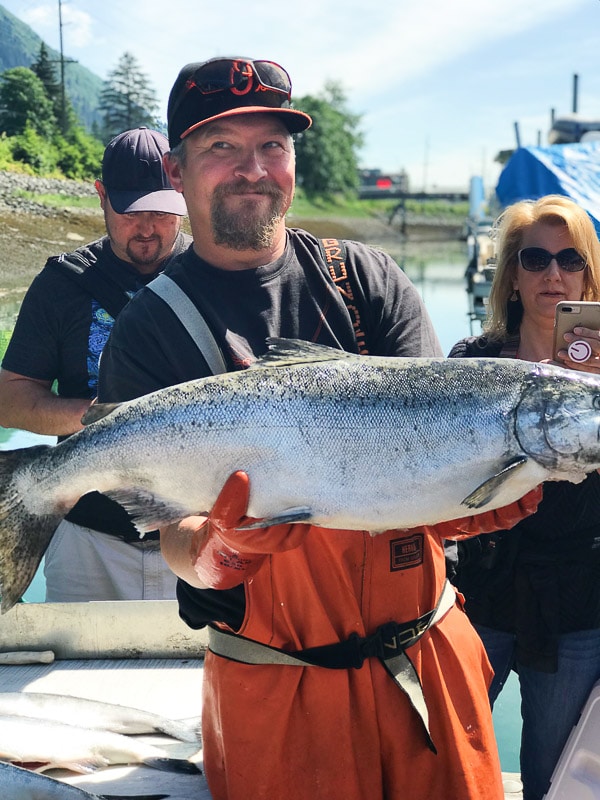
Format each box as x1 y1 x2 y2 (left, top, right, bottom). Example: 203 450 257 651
126 237 163 265
211 180 287 251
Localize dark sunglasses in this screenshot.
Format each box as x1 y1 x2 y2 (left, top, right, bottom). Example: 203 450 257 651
517 247 587 272
184 58 291 101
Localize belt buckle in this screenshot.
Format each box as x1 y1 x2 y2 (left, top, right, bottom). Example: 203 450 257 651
382 614 432 656
379 621 403 654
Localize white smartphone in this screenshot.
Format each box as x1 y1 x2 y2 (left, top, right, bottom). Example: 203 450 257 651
553 301 600 362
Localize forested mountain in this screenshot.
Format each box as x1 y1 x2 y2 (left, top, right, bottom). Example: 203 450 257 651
0 4 103 130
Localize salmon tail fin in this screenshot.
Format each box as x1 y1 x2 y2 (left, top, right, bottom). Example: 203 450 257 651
0 446 63 614
158 715 202 743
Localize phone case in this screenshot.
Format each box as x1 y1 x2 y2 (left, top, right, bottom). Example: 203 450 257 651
553 301 600 361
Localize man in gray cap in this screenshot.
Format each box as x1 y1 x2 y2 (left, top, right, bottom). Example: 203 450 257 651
0 126 191 601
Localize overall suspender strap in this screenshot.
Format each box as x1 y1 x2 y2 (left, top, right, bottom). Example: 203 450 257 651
146 273 228 375
147 240 366 373
207 579 456 753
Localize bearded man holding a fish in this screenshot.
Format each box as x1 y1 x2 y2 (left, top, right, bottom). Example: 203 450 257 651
97 56 541 800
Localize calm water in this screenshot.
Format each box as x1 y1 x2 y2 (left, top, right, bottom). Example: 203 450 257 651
0 238 522 771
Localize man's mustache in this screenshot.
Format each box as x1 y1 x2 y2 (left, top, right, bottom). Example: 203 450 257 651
216 180 282 198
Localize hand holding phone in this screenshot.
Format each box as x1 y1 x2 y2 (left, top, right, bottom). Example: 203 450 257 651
553 301 600 363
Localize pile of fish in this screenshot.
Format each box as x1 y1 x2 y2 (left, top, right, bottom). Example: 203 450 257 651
3 338 600 612
0 716 199 774
0 691 202 795
0 692 200 743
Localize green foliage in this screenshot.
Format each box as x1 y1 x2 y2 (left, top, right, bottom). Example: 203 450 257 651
0 132 32 173
0 121 102 180
31 43 61 109
404 199 470 218
289 188 468 221
0 66 56 138
294 82 363 200
0 53 103 179
30 43 78 137
11 190 98 209
99 52 159 142
10 122 60 174
55 126 104 180
289 187 376 218
0 5 104 131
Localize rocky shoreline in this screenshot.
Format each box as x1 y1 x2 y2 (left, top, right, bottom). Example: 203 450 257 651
0 170 98 216
0 169 464 237
0 170 463 293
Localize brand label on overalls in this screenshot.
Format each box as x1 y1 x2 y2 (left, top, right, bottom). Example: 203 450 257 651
389 534 423 571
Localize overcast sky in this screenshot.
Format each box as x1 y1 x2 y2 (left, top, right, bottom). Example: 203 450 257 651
2 0 599 193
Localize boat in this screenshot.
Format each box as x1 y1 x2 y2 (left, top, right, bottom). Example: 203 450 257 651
465 214 495 329
543 678 600 798
464 176 495 330
548 112 600 145
495 140 600 237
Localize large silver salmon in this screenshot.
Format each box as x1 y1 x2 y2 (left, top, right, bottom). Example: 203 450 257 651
2 338 600 613
0 760 168 799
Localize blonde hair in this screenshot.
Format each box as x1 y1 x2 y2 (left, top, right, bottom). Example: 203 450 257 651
484 195 600 340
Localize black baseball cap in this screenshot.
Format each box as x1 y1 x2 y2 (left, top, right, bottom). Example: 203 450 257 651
167 57 312 148
101 127 187 215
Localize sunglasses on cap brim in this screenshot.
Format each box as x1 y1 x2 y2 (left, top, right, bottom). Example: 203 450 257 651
517 247 587 272
171 58 292 120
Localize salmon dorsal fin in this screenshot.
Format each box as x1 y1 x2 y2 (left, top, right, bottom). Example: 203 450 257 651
81 402 122 425
250 337 360 369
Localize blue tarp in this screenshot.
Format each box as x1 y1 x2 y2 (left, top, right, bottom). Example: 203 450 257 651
495 141 600 236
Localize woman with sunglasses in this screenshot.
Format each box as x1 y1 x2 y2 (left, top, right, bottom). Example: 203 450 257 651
449 194 600 800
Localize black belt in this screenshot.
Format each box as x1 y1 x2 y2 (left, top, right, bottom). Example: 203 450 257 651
208 579 456 753
272 607 439 670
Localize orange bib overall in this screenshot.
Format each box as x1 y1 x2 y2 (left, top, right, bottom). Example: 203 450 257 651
201 526 503 800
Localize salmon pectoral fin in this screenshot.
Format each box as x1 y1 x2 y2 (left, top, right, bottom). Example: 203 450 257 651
461 456 528 509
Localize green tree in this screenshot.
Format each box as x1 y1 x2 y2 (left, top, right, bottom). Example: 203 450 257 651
31 43 61 109
10 121 59 174
99 52 159 141
294 82 363 199
31 42 79 136
55 126 104 180
0 67 56 138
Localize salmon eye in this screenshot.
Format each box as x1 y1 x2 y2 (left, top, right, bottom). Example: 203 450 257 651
594 396 600 410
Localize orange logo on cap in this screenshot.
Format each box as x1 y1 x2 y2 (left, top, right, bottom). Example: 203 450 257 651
230 61 254 95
